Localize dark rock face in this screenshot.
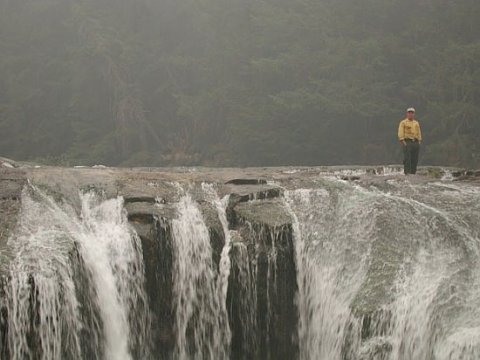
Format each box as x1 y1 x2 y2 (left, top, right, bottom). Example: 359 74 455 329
123 193 177 358
123 188 230 358
226 182 298 360
125 202 175 225
138 217 175 359
122 178 298 359
228 222 297 360
225 179 268 185
198 200 225 270
2 164 478 359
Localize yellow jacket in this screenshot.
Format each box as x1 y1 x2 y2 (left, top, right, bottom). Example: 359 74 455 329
398 119 422 141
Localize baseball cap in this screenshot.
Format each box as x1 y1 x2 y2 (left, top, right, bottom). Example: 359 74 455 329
407 107 416 113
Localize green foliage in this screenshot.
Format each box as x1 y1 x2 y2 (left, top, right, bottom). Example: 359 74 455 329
0 0 479 167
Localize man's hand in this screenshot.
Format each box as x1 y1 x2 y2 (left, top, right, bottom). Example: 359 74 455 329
400 140 406 146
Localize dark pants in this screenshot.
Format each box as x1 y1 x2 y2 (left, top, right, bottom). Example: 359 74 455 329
403 140 420 174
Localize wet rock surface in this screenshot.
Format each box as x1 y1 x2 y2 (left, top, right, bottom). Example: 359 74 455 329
125 202 176 224
1 159 480 359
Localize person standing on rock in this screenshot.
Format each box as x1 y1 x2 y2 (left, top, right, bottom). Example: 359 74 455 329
398 107 422 175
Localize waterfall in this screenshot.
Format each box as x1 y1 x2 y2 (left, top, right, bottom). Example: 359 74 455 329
201 183 233 314
285 184 375 360
286 179 480 360
170 189 231 359
76 193 151 360
3 187 84 360
1 186 151 360
2 174 480 360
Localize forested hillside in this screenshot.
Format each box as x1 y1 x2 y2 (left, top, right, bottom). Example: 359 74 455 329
0 0 479 167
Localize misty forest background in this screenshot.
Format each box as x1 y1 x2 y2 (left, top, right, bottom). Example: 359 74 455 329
0 0 479 167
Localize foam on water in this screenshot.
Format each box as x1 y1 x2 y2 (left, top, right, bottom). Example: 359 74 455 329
2 186 151 360
285 186 375 360
3 176 480 360
76 192 151 360
170 189 230 359
286 178 480 360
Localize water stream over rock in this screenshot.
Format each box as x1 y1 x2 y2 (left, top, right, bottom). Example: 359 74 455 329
2 186 150 360
1 165 479 359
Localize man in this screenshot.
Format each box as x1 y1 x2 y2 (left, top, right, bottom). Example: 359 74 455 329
398 107 422 175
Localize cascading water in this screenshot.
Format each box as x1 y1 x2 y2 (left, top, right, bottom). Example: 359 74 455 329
2 172 480 360
286 178 480 360
285 184 377 360
170 187 231 359
76 192 151 360
201 183 233 315
1 186 151 360
2 187 83 360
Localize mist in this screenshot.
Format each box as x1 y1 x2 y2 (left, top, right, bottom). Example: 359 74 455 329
0 0 479 167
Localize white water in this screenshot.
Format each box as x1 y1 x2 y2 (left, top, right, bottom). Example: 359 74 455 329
3 177 480 360
286 186 375 360
2 187 151 360
77 192 151 360
170 190 230 359
286 179 480 360
202 183 233 317
4 188 83 360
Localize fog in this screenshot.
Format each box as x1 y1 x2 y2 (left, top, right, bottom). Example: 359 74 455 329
0 0 479 167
